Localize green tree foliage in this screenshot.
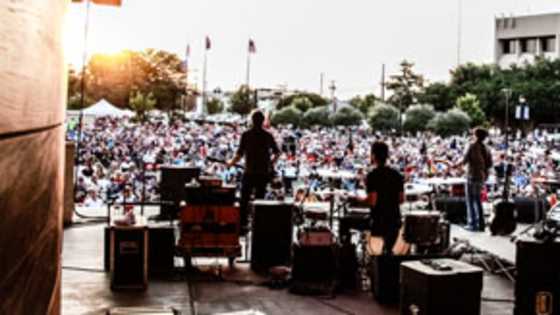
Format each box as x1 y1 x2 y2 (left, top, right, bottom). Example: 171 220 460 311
331 106 364 126
403 104 436 133
206 98 224 115
455 93 486 126
277 92 327 110
129 91 156 122
386 60 424 112
291 96 313 113
302 106 332 127
427 109 471 137
417 82 455 112
229 85 257 115
68 49 186 111
271 106 302 126
349 93 378 115
368 104 400 131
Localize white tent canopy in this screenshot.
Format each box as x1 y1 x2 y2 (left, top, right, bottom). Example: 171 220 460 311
82 99 134 117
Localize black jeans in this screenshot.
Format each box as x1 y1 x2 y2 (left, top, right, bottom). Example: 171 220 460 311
382 228 400 255
240 174 269 227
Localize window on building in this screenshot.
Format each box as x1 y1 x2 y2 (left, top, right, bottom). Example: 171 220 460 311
541 36 556 53
520 39 528 53
526 39 537 53
502 39 516 54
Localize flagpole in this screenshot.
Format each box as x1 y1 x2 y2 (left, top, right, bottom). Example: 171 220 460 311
245 49 251 88
202 45 208 116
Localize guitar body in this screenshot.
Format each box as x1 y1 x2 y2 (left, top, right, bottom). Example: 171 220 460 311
490 199 517 236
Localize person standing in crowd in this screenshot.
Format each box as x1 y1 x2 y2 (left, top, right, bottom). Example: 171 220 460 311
351 141 405 254
227 110 280 234
458 128 493 232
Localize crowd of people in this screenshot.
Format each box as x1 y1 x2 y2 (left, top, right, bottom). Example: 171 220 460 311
67 113 560 208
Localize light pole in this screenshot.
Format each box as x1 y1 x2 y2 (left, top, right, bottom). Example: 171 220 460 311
329 80 337 112
502 88 512 150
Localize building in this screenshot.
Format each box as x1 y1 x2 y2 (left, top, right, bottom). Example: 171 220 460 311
495 13 560 68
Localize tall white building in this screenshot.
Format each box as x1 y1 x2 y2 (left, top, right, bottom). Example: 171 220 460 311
495 13 560 68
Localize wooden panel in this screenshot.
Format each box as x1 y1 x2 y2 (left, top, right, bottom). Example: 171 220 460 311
0 0 66 135
0 126 64 315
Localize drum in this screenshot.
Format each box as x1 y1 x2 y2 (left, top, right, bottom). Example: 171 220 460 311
366 227 410 256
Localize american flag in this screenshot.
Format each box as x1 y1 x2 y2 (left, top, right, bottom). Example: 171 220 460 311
205 36 211 50
248 39 256 54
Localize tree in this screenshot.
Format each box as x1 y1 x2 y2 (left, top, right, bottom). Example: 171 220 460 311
206 98 224 115
129 91 156 122
271 106 302 126
403 104 436 133
456 93 487 126
230 85 256 115
417 82 455 112
427 109 471 137
331 106 364 126
386 60 424 112
302 106 332 127
349 93 378 115
277 92 327 110
291 96 314 113
368 104 400 131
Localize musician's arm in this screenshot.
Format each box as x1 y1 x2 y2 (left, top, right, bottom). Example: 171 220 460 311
227 154 242 167
227 134 245 167
399 191 405 204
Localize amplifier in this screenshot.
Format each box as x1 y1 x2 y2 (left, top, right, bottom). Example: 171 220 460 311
184 184 236 205
160 166 200 218
403 211 441 245
198 176 223 187
290 243 338 295
251 200 293 273
400 259 483 315
298 227 334 246
148 225 175 276
434 197 467 224
515 238 560 315
110 225 148 291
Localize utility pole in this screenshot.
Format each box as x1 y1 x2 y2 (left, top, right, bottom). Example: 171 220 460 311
320 72 325 96
380 64 386 101
329 80 337 112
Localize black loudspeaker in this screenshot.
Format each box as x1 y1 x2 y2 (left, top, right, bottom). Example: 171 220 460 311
148 225 175 276
250 200 293 273
514 197 548 223
400 259 483 315
290 244 338 295
515 239 560 315
160 166 200 218
435 197 467 224
110 226 148 290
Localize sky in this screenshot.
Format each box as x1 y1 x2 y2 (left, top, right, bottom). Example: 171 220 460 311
64 0 560 99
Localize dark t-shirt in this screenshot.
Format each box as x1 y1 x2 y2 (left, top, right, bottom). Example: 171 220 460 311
366 166 404 234
236 127 280 176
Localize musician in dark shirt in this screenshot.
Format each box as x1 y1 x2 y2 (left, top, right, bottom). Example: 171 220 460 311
228 110 280 232
353 141 405 254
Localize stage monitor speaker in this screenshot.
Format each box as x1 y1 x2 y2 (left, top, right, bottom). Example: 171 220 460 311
434 197 467 225
290 243 338 295
400 259 483 315
250 200 293 273
515 238 560 315
160 166 200 218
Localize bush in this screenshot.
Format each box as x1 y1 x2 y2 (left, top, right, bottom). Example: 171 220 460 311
291 96 313 113
229 85 256 115
368 104 400 131
331 106 364 126
302 106 332 127
427 109 471 137
206 98 224 115
455 93 486 127
403 104 436 133
277 92 328 110
271 106 302 126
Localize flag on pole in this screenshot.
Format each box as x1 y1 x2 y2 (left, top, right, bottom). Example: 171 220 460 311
248 39 256 54
205 36 212 50
72 0 122 6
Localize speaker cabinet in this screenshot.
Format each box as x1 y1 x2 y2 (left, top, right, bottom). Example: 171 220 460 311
110 226 148 291
159 166 200 218
435 197 467 224
148 225 175 276
250 200 293 273
515 239 560 315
